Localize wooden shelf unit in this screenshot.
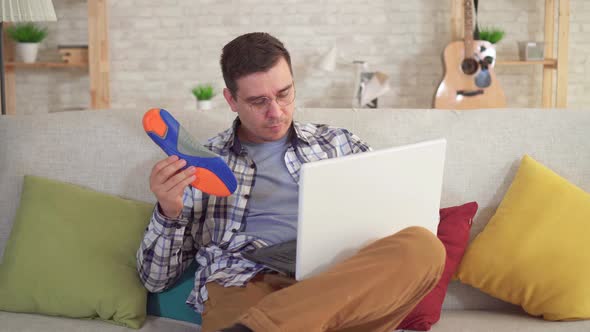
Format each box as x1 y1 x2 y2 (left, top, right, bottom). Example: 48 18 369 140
5 62 89 68
451 0 569 108
496 59 557 68
2 0 110 115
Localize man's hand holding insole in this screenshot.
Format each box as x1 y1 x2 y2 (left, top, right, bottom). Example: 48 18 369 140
150 155 196 219
143 108 237 197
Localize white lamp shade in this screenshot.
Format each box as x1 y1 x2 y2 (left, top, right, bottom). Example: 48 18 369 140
317 46 338 72
361 71 391 106
1 0 57 22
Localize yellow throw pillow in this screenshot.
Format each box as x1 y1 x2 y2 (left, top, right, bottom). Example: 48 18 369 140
456 155 590 321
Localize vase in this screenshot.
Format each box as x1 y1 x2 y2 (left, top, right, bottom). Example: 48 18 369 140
197 100 212 111
15 43 40 63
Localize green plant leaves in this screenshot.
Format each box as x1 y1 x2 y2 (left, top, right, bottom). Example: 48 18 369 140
192 84 214 100
7 23 48 43
479 27 505 44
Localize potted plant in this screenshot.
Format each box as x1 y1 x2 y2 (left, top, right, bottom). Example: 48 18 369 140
7 23 49 63
478 27 505 67
192 84 215 111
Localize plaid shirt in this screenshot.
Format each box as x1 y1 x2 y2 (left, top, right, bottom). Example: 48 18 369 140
137 117 371 313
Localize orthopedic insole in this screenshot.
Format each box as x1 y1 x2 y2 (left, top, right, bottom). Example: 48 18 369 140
143 108 237 197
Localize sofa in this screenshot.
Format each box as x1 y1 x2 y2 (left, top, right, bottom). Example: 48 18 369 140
1 107 589 332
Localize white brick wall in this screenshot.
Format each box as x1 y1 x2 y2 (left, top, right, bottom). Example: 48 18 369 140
12 0 590 115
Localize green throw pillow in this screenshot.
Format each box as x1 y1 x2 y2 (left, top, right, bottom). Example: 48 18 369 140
147 261 202 325
0 175 153 328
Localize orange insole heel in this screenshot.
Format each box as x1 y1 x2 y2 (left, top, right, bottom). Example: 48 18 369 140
143 108 168 138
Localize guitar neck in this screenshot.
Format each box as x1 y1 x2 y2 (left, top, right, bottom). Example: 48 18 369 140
464 0 474 58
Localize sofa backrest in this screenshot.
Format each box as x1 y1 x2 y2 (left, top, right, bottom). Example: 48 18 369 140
1 107 589 311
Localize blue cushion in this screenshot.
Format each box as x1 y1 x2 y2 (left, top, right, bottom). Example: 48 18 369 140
146 262 202 325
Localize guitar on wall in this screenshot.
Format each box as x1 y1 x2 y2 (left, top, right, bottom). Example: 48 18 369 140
434 0 506 109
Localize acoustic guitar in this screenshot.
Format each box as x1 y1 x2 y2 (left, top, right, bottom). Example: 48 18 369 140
434 0 506 109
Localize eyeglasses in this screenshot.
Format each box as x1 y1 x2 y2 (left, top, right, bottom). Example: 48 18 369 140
236 84 296 114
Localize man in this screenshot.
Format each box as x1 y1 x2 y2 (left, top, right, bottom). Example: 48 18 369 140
137 32 445 332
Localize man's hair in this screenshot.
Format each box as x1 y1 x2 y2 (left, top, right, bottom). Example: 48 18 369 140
220 32 292 98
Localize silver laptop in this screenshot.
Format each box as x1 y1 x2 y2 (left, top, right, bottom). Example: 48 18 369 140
242 138 446 281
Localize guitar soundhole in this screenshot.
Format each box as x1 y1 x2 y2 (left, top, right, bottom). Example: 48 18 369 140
461 58 478 75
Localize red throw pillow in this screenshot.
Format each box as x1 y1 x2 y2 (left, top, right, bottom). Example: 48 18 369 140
396 202 478 331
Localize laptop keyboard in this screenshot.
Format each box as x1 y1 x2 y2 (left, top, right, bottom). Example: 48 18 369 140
272 250 295 264
242 239 297 276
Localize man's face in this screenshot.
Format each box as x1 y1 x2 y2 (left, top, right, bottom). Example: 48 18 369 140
223 57 295 143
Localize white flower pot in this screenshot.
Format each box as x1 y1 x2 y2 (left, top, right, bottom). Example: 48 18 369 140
197 100 212 111
15 43 40 63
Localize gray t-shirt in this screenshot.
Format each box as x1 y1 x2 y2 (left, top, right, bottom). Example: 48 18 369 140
240 134 298 245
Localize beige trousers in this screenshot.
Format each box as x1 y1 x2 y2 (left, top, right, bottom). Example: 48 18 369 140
202 226 445 332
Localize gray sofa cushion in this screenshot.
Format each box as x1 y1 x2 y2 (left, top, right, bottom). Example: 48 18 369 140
430 309 590 332
1 108 589 314
0 312 199 332
3 309 589 332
